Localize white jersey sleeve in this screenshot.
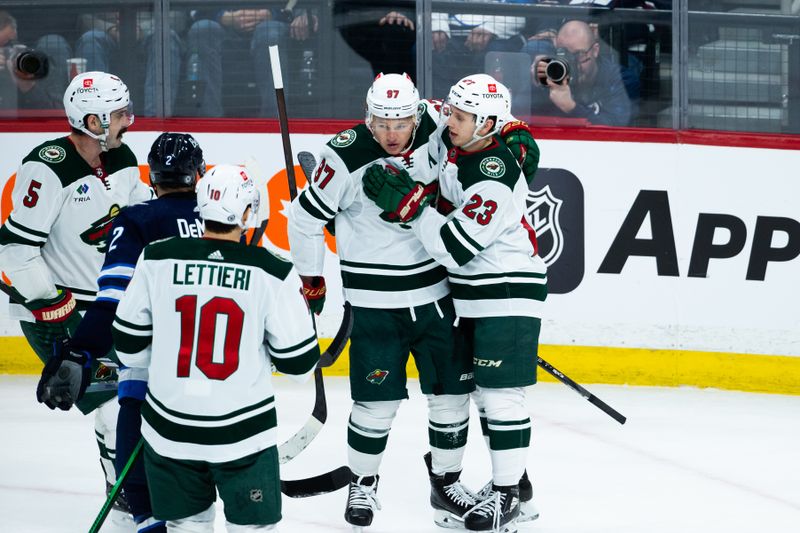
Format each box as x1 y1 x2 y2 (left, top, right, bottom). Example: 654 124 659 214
265 269 320 383
111 254 153 369
287 143 356 276
0 161 65 301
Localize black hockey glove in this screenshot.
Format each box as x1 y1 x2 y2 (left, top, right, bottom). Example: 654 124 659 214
501 121 540 184
363 164 437 223
36 337 92 411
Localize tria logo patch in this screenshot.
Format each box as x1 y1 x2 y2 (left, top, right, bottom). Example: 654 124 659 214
207 250 224 261
366 369 389 385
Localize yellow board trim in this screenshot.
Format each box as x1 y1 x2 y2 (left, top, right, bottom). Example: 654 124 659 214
4 337 799 396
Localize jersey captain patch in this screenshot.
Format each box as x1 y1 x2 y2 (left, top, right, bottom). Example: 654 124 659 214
38 145 67 163
331 129 357 148
479 156 506 178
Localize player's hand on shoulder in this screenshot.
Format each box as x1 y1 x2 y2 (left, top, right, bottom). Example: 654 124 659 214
363 164 437 223
36 338 92 411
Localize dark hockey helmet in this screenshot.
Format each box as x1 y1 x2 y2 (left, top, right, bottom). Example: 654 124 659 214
147 132 206 187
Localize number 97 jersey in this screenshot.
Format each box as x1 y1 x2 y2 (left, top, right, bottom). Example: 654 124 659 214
112 236 319 463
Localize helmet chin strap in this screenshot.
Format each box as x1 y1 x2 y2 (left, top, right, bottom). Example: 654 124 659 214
80 126 110 152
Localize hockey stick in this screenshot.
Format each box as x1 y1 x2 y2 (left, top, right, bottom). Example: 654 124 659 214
538 356 627 425
296 150 353 368
89 439 142 533
268 48 349 490
281 466 352 498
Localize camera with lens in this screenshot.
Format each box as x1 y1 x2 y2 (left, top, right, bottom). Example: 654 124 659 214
538 48 576 86
1 45 50 80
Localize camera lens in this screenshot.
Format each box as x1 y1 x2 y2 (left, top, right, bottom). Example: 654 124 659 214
545 59 568 84
14 50 49 79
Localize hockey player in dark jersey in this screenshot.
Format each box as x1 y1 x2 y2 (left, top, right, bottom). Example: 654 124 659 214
37 132 206 533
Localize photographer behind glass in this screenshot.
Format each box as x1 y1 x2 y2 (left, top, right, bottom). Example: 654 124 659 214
527 19 631 126
0 10 70 110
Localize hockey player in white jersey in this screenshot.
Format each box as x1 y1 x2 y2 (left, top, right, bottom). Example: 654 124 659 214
112 164 320 532
0 70 151 526
364 74 547 532
288 73 478 531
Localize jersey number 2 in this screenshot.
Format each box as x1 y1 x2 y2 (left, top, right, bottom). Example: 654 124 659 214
175 295 244 380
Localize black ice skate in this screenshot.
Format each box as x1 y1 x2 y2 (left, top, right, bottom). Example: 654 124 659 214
517 470 539 522
423 452 477 529
344 474 381 531
463 484 520 532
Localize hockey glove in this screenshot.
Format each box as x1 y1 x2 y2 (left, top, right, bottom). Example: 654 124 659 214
24 289 82 351
501 121 540 185
362 164 437 223
36 337 92 411
301 276 326 315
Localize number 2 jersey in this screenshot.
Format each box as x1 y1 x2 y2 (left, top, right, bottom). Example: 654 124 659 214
411 124 548 319
112 237 319 462
0 136 152 313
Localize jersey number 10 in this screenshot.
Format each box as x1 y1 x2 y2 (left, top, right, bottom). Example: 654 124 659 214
175 295 244 380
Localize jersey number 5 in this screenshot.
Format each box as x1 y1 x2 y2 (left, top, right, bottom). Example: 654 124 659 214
175 295 244 380
23 180 42 208
463 193 497 226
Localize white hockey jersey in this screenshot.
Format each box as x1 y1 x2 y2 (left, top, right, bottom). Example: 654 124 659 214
113 237 319 462
0 136 152 312
411 124 547 318
288 100 450 309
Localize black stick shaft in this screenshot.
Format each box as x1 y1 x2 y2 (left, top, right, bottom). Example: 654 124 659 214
538 356 627 425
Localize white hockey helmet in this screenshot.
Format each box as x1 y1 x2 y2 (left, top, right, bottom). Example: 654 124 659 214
365 72 420 128
63 71 133 151
446 74 511 147
196 164 261 229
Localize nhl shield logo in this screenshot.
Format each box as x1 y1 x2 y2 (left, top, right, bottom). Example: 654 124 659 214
527 185 564 266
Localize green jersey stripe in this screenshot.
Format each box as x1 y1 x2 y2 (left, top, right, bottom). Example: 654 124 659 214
114 316 153 332
112 329 153 354
0 225 44 247
448 271 546 282
441 223 476 267
146 391 275 423
340 264 447 291
450 280 547 302
340 258 437 271
268 333 317 355
298 193 330 222
142 401 277 446
272 346 319 375
450 219 484 253
307 186 337 218
6 215 49 238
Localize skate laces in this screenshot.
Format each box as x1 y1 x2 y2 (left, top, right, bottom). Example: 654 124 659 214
349 477 382 512
444 480 477 509
464 489 504 531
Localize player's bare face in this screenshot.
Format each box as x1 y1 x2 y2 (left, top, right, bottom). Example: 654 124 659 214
445 106 477 148
106 106 134 149
371 117 415 155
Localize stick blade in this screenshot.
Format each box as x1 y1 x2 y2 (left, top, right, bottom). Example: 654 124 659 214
281 466 352 498
297 151 317 182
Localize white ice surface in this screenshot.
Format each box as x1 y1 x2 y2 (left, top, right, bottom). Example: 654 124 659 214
1 375 799 533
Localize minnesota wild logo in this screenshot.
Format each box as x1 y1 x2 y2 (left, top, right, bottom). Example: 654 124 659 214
331 129 357 148
38 145 66 163
80 204 121 253
94 363 115 381
366 369 389 385
479 156 506 178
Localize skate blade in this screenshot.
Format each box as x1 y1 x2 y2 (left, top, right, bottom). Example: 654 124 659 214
433 509 467 529
518 501 540 523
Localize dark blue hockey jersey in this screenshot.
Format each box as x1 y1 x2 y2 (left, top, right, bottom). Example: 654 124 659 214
70 191 202 399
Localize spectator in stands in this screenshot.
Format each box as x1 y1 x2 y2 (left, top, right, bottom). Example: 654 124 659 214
0 10 71 110
186 3 318 118
75 11 185 116
528 19 632 126
431 2 529 97
335 1 416 81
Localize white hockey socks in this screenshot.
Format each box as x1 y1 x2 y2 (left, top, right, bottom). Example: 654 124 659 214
347 400 401 476
426 393 470 475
